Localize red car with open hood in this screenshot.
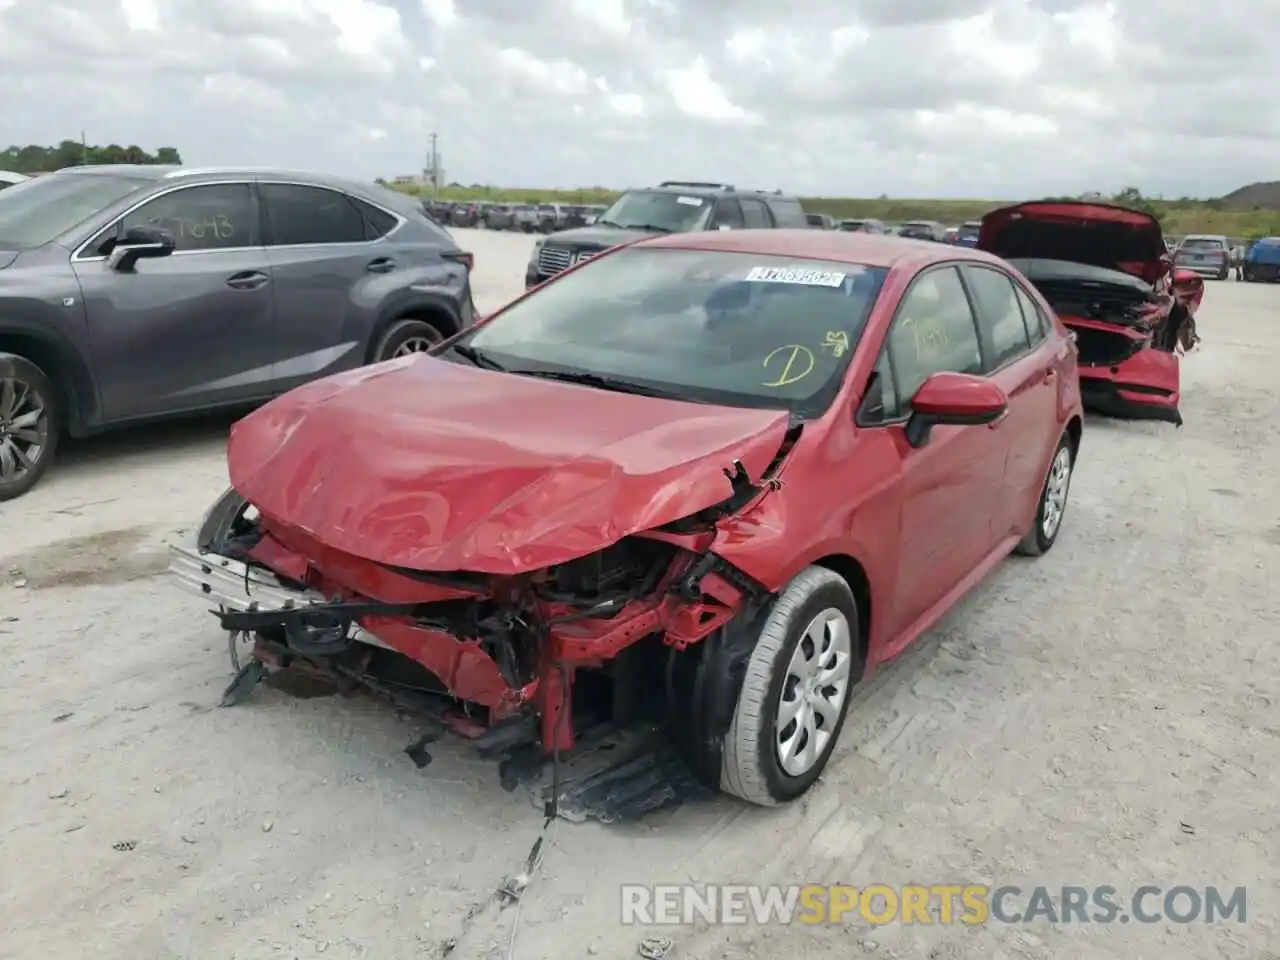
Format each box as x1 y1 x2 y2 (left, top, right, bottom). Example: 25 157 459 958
977 201 1202 426
170 230 1083 812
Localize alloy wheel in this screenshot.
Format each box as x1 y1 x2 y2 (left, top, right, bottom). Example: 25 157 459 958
1041 446 1073 539
391 335 438 358
0 375 49 485
775 607 854 777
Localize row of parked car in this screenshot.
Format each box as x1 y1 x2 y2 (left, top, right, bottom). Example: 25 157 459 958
425 199 608 234
805 213 985 246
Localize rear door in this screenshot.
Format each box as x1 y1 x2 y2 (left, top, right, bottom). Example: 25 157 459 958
258 181 399 391
959 264 1060 539
72 180 276 421
740 197 773 229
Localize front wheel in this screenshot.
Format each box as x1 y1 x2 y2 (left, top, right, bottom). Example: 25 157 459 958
721 566 862 806
0 353 60 502
1016 433 1075 557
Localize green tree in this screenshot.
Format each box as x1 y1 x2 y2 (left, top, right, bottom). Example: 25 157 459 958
0 141 183 173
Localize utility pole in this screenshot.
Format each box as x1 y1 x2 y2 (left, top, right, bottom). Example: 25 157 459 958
81 130 88 165
427 132 439 200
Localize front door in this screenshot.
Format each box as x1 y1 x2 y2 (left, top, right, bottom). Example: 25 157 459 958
73 181 276 422
878 265 1011 641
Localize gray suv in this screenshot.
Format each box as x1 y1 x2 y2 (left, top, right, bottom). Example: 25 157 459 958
0 164 477 500
525 181 809 287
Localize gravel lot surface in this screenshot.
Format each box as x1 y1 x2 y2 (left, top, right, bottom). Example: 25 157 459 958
2 229 1276 960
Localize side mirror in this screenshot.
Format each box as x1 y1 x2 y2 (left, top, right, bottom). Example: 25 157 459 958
904 371 1008 448
107 225 175 272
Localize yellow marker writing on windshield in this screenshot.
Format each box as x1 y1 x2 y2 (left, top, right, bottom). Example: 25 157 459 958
823 331 849 357
762 344 815 387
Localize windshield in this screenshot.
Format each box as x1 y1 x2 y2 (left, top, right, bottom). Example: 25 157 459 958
458 248 888 417
596 191 711 232
958 224 980 237
1179 238 1224 250
0 172 149 248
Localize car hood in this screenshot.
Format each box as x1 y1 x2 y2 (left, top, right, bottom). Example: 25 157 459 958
227 356 791 575
542 225 659 248
978 201 1169 285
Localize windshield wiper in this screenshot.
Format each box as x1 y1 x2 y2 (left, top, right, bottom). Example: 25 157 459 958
510 369 689 400
595 219 626 229
446 343 506 371
621 223 674 233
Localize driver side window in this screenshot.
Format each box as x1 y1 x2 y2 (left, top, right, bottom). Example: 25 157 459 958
885 265 985 407
99 183 255 255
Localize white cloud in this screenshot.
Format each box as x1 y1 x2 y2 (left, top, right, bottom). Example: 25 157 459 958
0 0 1276 197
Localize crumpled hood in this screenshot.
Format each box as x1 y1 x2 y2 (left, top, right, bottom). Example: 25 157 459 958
979 201 1169 285
227 356 791 574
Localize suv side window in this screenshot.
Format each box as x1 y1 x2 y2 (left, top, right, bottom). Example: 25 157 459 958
885 266 984 403
960 265 1031 370
1012 283 1048 344
710 198 745 230
740 197 772 228
767 198 809 228
115 183 254 253
261 183 367 246
352 199 399 240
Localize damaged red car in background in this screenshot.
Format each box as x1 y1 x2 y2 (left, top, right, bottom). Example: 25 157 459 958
170 231 1083 815
978 200 1202 426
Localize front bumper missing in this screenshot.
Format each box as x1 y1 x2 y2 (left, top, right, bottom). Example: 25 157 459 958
166 544 391 651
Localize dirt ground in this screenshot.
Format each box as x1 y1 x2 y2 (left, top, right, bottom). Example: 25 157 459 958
1 230 1276 960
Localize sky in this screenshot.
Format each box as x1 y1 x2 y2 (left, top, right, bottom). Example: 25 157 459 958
1 0 1277 199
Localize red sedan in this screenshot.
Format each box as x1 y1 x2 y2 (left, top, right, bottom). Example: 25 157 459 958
978 201 1202 426
172 230 1083 809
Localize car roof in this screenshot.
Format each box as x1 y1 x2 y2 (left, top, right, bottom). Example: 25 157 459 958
1183 233 1227 240
632 182 800 200
636 228 1007 270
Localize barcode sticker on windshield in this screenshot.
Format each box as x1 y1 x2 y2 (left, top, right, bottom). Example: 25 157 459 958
745 266 846 287
676 196 704 205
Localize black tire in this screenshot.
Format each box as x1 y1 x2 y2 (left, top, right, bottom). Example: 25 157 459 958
0 352 60 502
372 319 446 362
1015 433 1075 557
197 485 252 551
720 566 863 806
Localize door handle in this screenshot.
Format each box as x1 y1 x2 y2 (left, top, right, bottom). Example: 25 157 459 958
225 270 269 290
1043 369 1057 384
366 257 396 273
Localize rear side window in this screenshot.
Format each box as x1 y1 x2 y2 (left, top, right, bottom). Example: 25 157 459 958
960 265 1032 370
262 183 367 246
352 198 398 239
767 197 809 228
1012 284 1048 344
741 198 772 228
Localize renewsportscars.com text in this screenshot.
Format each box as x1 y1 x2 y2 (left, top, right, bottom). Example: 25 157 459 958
621 884 1248 926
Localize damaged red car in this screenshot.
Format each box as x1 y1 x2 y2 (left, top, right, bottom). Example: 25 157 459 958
170 230 1083 811
977 201 1202 426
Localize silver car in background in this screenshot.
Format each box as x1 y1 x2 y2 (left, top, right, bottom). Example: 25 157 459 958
1174 234 1232 280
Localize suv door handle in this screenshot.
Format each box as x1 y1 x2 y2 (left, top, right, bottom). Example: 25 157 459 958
1043 369 1057 384
225 270 269 290
366 257 396 273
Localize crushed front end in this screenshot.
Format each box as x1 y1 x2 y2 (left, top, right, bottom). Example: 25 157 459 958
168 459 783 800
